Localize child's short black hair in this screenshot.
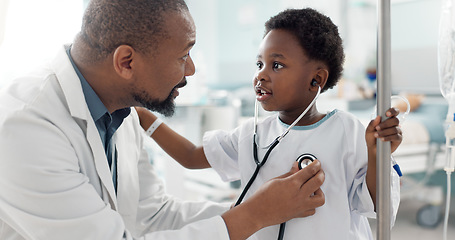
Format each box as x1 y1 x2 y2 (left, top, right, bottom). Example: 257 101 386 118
264 8 345 92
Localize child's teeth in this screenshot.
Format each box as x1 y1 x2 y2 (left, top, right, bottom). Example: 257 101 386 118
261 90 266 94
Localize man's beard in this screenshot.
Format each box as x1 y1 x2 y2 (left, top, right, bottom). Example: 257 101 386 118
133 88 177 117
133 79 187 117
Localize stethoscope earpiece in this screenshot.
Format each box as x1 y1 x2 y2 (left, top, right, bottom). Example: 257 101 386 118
296 153 317 170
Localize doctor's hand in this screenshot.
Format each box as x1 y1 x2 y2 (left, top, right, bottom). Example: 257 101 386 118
222 160 325 240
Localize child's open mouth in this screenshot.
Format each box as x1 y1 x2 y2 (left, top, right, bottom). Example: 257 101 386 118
255 87 272 101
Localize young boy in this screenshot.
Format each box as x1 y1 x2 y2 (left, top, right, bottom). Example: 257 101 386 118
136 8 402 240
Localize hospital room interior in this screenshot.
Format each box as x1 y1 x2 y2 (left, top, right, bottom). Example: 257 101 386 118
0 0 455 239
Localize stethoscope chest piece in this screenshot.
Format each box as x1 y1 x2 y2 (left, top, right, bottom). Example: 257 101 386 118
296 153 317 170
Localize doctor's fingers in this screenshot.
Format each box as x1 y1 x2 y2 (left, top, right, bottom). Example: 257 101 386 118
295 188 325 218
301 170 324 193
279 161 301 179
287 159 322 184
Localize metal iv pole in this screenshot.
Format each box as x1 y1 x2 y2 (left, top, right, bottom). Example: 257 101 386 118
376 0 392 239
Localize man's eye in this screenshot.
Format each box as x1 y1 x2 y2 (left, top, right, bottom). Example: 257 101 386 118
182 51 191 61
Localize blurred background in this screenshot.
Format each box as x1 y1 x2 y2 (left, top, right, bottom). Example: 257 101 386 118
0 0 454 238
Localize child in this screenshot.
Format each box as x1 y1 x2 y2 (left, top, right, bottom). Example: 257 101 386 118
135 8 402 240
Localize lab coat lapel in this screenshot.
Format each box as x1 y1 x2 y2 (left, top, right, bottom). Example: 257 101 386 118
86 122 118 209
50 45 118 209
112 129 139 226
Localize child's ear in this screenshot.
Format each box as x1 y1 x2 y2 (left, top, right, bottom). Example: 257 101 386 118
310 68 329 90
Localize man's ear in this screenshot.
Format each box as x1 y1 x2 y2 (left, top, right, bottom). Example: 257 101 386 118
311 68 329 91
113 45 135 80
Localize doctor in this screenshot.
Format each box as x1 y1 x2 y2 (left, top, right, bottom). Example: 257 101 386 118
0 0 325 239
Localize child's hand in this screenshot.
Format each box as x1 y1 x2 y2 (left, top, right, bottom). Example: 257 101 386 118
365 107 403 153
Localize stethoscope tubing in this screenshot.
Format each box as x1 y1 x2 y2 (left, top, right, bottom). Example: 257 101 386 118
235 86 321 239
234 135 279 206
233 134 286 240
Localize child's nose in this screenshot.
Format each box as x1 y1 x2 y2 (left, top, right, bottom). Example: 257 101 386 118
255 69 269 82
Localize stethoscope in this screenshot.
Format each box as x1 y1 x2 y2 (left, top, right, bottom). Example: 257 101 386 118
233 80 408 239
234 83 322 240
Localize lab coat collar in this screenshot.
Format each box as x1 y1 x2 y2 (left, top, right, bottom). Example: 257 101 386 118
51 45 90 120
49 45 118 209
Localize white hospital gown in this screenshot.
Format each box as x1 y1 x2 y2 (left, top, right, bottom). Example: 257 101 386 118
203 110 400 240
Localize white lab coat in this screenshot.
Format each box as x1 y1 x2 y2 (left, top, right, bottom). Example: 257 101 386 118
0 45 230 240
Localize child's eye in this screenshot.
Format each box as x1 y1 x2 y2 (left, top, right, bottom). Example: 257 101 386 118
273 62 284 70
256 61 263 69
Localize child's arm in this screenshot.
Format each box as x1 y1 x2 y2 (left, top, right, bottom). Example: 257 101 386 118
134 107 211 169
365 107 402 209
